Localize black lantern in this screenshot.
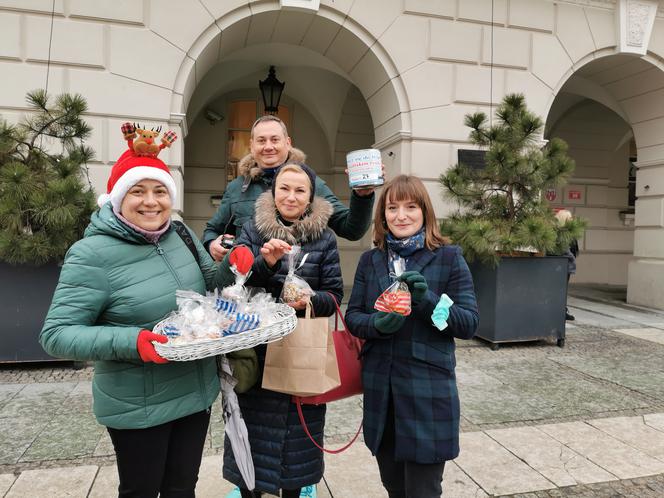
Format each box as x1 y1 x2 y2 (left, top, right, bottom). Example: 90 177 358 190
259 66 285 115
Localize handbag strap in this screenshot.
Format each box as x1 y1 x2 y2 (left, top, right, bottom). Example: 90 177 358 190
292 292 362 454
328 292 347 332
327 292 362 355
295 397 363 454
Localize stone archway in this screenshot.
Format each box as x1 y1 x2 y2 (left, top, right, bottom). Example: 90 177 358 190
546 52 664 308
167 3 410 289
169 4 410 152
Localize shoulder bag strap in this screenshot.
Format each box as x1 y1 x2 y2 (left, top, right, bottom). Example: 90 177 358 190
172 220 200 266
295 398 362 454
294 293 363 454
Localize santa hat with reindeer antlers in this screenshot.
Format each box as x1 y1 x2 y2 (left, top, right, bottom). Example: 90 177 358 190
97 122 178 211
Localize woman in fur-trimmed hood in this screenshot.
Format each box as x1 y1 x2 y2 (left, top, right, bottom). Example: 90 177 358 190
222 162 343 497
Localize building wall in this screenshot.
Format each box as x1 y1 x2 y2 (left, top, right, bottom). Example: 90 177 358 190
4 1 664 299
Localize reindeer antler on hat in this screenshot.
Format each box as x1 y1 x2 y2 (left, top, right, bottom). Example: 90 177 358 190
120 122 178 158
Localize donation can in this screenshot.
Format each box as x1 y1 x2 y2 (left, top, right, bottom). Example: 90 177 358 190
346 148 384 189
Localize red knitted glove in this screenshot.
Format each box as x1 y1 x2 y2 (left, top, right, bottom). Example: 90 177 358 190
229 245 254 275
137 330 169 364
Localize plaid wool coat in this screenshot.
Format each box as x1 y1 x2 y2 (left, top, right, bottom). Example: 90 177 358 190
345 245 479 463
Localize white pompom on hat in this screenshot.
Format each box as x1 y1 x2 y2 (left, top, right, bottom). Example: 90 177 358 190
98 148 177 211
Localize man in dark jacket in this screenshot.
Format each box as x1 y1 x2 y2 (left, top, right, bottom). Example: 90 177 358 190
203 115 376 260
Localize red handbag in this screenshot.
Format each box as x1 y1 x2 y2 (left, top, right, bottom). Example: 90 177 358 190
293 294 364 453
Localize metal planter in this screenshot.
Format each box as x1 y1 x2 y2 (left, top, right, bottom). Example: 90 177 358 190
0 262 61 362
469 256 568 349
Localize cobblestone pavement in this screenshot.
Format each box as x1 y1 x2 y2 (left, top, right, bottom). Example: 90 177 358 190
4 285 664 496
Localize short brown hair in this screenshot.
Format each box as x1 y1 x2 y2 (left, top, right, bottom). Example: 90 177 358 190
250 115 288 138
373 175 448 251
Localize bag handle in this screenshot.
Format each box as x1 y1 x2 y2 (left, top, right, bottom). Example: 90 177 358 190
295 397 362 454
328 292 362 356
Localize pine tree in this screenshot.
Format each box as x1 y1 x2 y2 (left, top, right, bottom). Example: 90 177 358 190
0 90 96 265
439 93 586 266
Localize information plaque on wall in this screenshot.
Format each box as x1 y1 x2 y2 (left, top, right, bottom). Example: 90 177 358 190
458 149 487 170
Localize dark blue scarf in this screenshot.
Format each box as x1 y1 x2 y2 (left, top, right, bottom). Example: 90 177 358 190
386 228 425 276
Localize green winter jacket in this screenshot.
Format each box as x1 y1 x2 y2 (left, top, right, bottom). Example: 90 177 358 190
202 148 374 249
40 204 222 429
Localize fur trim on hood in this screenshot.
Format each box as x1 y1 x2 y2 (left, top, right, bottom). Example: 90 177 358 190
254 191 333 244
238 148 307 179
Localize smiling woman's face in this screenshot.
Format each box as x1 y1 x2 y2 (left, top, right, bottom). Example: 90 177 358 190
384 196 424 239
274 170 311 221
120 179 172 230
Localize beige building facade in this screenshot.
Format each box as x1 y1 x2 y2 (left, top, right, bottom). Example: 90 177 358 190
2 0 664 307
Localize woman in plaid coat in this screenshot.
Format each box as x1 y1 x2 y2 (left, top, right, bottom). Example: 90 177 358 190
345 175 479 498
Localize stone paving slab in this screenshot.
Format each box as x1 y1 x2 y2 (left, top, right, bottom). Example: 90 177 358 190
0 382 77 418
19 412 104 463
538 422 664 480
567 305 633 328
88 465 117 498
195 455 236 497
568 298 664 326
645 412 664 432
552 349 664 401
93 430 115 458
486 426 616 487
0 384 23 409
319 439 384 497
5 465 98 498
57 381 93 415
613 327 664 345
443 461 488 497
0 413 51 465
588 416 664 462
455 431 555 496
0 473 17 496
458 357 648 426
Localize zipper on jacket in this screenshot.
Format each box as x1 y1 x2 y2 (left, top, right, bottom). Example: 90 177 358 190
155 242 183 288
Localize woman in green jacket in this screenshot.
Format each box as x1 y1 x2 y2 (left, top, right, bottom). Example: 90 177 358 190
40 126 248 498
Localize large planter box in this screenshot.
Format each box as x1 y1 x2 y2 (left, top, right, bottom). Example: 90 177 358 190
0 262 61 362
469 256 568 349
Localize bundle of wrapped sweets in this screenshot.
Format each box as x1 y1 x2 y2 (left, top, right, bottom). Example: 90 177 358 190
160 264 281 344
374 256 412 316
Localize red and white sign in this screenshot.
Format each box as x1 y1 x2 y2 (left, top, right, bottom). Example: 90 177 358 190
545 188 557 202
568 190 582 200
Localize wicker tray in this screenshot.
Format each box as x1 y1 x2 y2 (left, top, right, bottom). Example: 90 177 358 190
152 304 297 361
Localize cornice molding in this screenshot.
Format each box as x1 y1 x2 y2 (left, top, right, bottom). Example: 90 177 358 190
556 0 664 16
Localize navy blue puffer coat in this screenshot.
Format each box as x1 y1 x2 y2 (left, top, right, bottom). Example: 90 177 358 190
222 192 343 495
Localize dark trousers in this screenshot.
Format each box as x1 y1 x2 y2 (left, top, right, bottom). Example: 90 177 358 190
239 487 301 498
107 408 211 498
375 399 446 498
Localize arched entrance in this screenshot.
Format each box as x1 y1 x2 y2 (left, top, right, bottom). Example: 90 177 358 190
546 53 664 308
169 4 408 286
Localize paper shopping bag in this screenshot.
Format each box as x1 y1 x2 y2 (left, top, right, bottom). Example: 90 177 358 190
262 304 341 397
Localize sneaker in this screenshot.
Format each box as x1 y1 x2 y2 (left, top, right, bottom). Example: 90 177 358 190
225 487 242 498
565 312 575 321
300 485 317 498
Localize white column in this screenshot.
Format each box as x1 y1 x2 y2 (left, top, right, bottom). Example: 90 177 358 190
627 159 664 308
